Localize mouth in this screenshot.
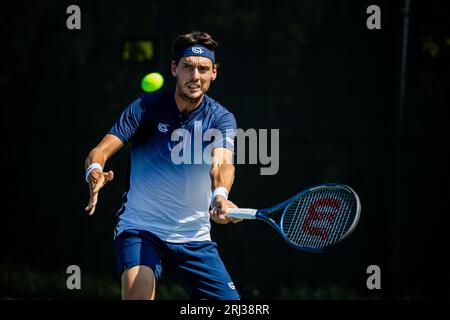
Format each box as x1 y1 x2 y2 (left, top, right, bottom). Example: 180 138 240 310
186 83 200 90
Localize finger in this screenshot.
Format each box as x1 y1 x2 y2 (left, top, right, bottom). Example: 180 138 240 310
85 186 95 212
105 170 114 182
210 207 228 224
213 206 222 216
212 204 229 220
85 202 96 214
86 192 99 215
210 207 220 219
89 205 96 215
231 218 243 224
85 201 95 214
218 203 228 215
87 175 97 187
90 169 101 182
91 192 98 208
213 215 228 224
88 201 96 215
218 211 229 222
92 176 105 193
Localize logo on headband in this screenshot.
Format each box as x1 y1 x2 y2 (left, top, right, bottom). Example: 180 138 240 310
192 47 205 54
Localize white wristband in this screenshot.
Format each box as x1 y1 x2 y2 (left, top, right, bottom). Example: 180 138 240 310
211 187 229 203
85 163 103 183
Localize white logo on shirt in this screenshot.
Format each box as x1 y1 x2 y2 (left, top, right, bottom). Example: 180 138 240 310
228 282 236 290
192 47 204 54
158 123 169 133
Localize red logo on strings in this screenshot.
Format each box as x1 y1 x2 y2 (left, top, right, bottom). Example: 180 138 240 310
302 197 341 240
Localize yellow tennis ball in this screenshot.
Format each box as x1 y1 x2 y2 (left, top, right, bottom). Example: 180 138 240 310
141 72 164 92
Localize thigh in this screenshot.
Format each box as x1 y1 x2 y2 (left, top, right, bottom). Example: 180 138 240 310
167 241 240 300
121 265 156 300
114 229 164 299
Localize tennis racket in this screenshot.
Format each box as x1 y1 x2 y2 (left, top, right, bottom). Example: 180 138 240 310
227 183 361 252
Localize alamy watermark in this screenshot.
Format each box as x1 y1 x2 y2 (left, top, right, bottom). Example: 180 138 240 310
366 265 381 290
66 5 81 30
366 5 381 30
168 121 279 175
66 265 81 290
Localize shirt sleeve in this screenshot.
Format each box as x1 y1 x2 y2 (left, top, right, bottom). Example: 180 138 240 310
108 98 145 144
213 111 237 152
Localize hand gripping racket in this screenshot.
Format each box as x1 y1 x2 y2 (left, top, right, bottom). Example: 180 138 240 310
227 184 361 252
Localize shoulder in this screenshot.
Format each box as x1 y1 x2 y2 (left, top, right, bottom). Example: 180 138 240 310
204 95 237 129
204 95 236 121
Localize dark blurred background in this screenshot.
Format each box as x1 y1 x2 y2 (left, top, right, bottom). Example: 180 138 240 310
1 0 449 299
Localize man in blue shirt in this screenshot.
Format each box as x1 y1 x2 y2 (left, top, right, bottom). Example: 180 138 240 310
84 31 241 300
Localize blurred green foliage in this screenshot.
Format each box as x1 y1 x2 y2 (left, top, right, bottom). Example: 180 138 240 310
1 261 377 300
122 40 155 62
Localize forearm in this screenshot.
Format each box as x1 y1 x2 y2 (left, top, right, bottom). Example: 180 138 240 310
210 163 235 192
209 163 241 224
209 149 240 223
85 147 108 169
85 134 124 169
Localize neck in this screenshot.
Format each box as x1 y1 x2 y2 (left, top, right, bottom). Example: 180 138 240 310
174 88 204 113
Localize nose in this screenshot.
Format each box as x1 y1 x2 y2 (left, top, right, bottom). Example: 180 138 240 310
190 65 201 80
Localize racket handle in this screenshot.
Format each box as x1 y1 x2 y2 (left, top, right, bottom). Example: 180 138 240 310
226 208 257 220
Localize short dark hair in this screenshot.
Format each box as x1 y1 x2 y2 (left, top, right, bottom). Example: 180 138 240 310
172 31 219 65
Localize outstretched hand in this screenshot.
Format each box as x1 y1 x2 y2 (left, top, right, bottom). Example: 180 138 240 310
85 169 114 215
210 196 243 224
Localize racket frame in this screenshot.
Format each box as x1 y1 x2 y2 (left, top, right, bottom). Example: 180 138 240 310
229 183 361 252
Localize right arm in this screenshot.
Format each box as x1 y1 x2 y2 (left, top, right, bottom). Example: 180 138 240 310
84 134 124 215
84 97 146 215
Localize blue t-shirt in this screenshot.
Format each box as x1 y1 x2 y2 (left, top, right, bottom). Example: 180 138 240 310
109 90 237 242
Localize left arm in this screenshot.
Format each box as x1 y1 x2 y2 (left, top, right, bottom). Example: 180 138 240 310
209 148 242 224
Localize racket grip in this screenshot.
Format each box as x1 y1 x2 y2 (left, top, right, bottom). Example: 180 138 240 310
226 208 257 220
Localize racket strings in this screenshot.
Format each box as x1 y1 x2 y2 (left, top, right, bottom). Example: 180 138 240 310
282 187 357 249
308 189 354 247
309 189 355 247
288 192 338 246
328 191 355 244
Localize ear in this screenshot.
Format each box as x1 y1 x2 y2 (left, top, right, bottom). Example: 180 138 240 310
211 64 218 81
171 60 177 77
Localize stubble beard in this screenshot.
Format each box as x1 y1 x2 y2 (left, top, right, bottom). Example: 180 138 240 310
177 81 206 104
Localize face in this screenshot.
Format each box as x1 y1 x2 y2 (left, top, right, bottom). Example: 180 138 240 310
171 56 217 101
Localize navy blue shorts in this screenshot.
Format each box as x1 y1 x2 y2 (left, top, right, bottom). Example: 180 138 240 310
113 229 240 300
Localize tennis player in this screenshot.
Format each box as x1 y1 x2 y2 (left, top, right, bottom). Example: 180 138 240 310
84 31 241 300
